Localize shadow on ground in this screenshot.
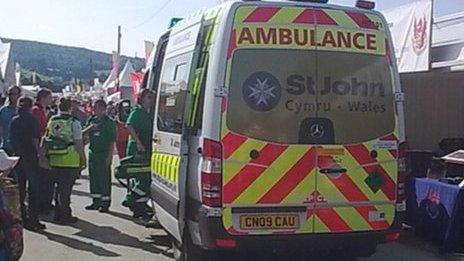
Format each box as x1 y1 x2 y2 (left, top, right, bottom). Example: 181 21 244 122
211 251 359 261
106 210 147 226
37 229 120 257
68 218 172 258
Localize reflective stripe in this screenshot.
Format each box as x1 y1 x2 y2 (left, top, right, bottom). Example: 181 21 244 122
136 197 150 203
151 152 181 185
101 196 111 201
126 166 151 174
132 188 146 196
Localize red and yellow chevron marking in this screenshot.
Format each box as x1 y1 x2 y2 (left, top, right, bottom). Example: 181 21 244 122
316 154 393 231
234 6 384 28
257 148 316 204
221 128 397 234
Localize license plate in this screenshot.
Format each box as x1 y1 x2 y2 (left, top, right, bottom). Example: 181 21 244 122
239 214 300 230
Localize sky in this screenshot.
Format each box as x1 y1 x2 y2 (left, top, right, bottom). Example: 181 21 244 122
0 0 461 57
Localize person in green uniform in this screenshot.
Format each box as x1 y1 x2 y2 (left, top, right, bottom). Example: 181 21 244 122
83 99 116 212
122 89 155 218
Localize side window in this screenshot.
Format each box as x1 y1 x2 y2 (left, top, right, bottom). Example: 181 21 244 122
150 33 169 93
157 53 193 134
174 63 187 82
190 23 212 130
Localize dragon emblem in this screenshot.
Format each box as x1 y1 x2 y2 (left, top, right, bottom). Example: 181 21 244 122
412 16 428 55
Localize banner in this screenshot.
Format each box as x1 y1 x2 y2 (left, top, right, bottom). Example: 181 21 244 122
130 72 144 97
144 40 155 62
0 41 11 80
15 63 21 87
383 0 433 73
112 51 120 73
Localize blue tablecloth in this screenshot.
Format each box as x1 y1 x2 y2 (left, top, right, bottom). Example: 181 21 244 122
407 178 464 253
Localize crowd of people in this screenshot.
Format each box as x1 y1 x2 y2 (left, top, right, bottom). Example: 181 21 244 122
0 85 157 260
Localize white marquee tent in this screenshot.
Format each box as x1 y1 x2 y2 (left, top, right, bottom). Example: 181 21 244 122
102 60 136 104
0 40 15 96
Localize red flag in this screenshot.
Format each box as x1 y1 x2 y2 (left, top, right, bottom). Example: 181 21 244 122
130 72 144 96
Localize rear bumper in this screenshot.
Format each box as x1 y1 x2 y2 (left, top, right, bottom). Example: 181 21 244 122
193 206 404 251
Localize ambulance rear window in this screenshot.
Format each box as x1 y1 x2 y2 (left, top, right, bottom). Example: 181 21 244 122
226 49 395 145
156 53 192 134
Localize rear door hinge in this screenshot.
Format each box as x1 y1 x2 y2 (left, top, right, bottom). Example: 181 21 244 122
214 86 228 97
395 92 405 102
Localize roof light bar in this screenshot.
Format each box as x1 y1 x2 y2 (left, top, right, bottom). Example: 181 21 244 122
356 0 375 10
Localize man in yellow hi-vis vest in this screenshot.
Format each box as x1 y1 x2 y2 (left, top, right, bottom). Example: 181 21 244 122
44 97 86 224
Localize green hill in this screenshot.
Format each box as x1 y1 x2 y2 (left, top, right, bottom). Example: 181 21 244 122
1 38 144 91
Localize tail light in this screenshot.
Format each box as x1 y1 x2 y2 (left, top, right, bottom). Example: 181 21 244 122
201 139 223 207
356 0 375 10
396 141 409 207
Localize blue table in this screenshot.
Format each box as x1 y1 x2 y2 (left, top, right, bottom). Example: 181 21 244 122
407 178 464 253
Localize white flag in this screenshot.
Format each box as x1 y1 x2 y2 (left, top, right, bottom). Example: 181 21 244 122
382 0 433 73
0 41 11 80
15 63 21 87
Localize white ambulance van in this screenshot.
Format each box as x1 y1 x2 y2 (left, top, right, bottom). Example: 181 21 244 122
147 0 407 260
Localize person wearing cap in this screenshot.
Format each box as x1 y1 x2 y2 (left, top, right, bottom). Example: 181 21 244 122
45 97 86 224
31 88 54 213
0 86 21 153
83 99 116 212
10 96 46 230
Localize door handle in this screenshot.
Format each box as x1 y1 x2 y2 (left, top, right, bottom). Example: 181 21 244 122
319 168 347 174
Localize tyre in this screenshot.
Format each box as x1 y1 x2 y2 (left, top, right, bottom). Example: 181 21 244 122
172 232 212 261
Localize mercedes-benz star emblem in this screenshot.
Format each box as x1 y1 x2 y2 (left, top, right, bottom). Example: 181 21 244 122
310 124 324 138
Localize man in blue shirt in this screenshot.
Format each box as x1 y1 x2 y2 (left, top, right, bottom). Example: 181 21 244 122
0 86 21 153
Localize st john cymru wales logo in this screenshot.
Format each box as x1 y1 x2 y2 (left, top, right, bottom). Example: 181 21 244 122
242 71 282 112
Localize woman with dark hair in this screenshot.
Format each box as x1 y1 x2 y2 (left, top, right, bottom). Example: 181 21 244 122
10 96 45 230
122 89 155 218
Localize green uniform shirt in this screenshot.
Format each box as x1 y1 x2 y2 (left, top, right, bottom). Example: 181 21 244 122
87 115 116 154
126 105 153 156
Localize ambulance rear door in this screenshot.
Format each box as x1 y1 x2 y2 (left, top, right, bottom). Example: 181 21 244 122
312 7 399 233
221 3 319 236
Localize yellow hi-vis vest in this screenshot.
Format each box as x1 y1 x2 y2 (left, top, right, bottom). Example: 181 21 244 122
46 114 80 168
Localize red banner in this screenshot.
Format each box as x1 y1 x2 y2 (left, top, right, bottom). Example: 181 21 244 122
130 72 144 97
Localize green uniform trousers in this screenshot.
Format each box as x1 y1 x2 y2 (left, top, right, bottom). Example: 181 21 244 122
89 151 112 208
123 141 151 207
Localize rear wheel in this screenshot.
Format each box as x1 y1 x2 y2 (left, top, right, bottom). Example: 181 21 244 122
172 232 212 261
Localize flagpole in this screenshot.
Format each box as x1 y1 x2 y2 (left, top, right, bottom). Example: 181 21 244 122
116 25 121 92
428 0 434 71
